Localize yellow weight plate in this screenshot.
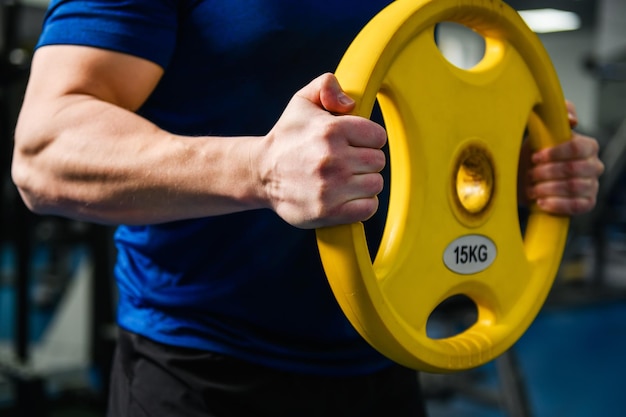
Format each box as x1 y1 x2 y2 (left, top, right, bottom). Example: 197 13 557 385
315 0 570 372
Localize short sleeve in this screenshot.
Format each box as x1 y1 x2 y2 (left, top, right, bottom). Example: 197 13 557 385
36 0 180 68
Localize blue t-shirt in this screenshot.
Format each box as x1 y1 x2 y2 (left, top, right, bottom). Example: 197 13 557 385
37 0 394 375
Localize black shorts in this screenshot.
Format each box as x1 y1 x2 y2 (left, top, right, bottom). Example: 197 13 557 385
107 329 427 417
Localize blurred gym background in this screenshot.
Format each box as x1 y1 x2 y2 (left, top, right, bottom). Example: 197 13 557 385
1 0 625 416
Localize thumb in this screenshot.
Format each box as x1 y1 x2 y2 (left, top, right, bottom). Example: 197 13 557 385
296 73 356 115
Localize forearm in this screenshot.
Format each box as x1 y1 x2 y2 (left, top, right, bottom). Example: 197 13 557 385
12 94 266 225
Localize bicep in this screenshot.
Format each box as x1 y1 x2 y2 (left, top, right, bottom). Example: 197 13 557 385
24 44 164 112
14 44 165 167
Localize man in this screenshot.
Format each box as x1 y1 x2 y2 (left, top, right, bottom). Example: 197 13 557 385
11 1 603 416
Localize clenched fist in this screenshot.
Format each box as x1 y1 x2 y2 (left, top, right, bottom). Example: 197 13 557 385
259 73 387 229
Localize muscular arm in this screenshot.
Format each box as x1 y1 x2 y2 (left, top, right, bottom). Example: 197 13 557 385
12 45 266 224
12 45 387 227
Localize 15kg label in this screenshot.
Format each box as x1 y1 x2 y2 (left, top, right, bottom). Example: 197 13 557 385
443 235 497 275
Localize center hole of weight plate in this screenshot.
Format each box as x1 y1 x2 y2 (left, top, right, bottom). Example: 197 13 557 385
455 145 494 215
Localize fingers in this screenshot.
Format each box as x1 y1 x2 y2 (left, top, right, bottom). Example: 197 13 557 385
534 196 598 216
333 173 384 214
334 194 381 224
530 133 605 182
337 114 388 149
529 157 604 182
526 130 605 216
527 177 598 214
531 133 599 164
311 126 385 224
